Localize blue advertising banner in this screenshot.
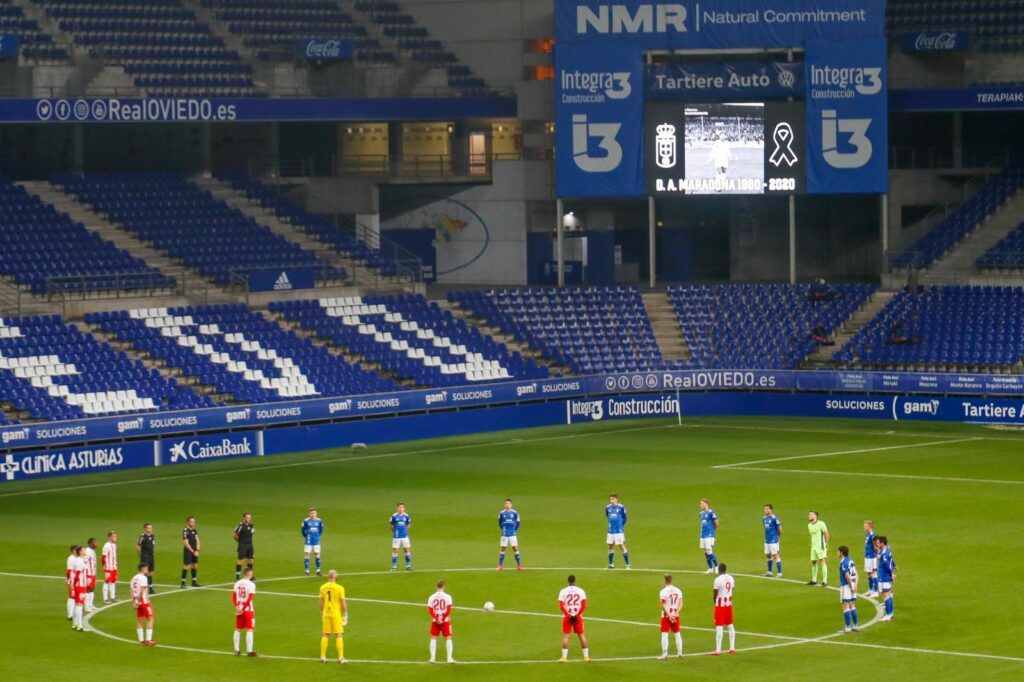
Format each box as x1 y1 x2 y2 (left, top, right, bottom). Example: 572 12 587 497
891 86 1024 112
247 268 317 292
4 96 515 124
556 1 885 48
805 38 888 194
555 42 644 197
900 30 969 53
1 440 154 483
160 430 261 465
296 38 354 61
0 34 19 59
646 61 804 101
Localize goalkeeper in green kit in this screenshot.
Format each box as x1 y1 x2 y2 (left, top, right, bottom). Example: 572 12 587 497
807 511 830 587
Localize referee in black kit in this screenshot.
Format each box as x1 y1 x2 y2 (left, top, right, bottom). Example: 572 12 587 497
181 516 201 588
234 512 255 580
137 523 156 594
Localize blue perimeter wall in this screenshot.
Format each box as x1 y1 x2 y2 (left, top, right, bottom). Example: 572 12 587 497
3 391 1020 484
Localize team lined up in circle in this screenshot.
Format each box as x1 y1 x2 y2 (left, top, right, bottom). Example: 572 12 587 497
64 495 898 662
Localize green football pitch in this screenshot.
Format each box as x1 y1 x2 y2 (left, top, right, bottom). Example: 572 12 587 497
1 416 1023 681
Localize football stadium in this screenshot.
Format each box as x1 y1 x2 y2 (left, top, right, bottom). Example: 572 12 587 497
0 1 1023 679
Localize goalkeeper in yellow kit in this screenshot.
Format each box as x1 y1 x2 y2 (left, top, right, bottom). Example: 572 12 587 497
319 569 349 663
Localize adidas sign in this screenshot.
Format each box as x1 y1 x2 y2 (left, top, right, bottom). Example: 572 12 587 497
273 271 292 291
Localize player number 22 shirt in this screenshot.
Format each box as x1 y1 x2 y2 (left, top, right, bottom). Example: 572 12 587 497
558 586 587 616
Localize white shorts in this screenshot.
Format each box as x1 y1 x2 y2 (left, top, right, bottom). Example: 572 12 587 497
878 581 892 592
500 536 519 548
764 542 780 555
391 537 411 549
840 585 857 603
864 557 877 572
606 533 626 545
700 537 716 551
304 544 321 554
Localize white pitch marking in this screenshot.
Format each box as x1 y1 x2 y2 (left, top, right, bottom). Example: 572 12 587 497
0 422 683 498
684 419 1023 442
714 437 981 469
724 465 1024 486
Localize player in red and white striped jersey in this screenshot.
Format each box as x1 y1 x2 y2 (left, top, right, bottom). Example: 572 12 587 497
558 575 590 663
232 568 257 657
65 546 78 622
130 564 155 646
427 580 454 664
101 532 118 603
65 546 87 631
83 538 98 613
711 564 736 655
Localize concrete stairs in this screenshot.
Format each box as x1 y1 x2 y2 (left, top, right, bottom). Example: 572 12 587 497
22 181 237 306
193 176 406 291
439 299 575 377
83 322 238 404
85 66 137 96
266 310 419 387
805 290 897 364
921 189 1024 284
641 292 691 363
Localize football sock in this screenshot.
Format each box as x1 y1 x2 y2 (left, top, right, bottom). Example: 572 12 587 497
335 636 343 660
705 554 713 569
109 584 116 600
74 605 83 627
304 558 310 573
811 563 819 582
392 555 398 569
710 553 718 567
181 569 187 584
623 551 630 567
675 632 683 655
429 639 437 661
67 598 75 619
561 648 568 659
777 560 783 574
728 624 735 650
236 566 241 580
885 597 894 615
608 551 614 566
582 648 589 658
872 577 879 591
445 639 453 660
246 631 254 653
315 557 322 572
88 592 95 609
498 552 505 566
145 628 153 642
715 626 723 652
514 552 521 567
320 636 329 659
234 631 241 652
820 563 828 584
767 559 773 573
137 627 145 643
405 554 411 568
851 608 859 626
844 610 852 628
191 568 197 582
661 632 669 654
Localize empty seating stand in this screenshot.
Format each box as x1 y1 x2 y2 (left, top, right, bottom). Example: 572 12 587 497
894 165 1024 269
887 0 1024 51
32 0 261 96
53 173 344 287
977 218 1024 269
0 0 69 61
669 284 875 370
87 304 398 403
272 295 547 387
0 176 173 296
0 315 210 421
835 285 1024 371
449 287 666 374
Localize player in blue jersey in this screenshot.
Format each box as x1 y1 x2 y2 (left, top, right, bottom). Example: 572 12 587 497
875 536 897 621
837 546 860 633
762 504 782 577
699 499 719 573
497 498 522 571
606 494 631 569
301 508 324 577
863 520 878 597
389 502 412 572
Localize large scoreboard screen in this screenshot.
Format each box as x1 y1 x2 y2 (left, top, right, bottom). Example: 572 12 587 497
645 101 806 196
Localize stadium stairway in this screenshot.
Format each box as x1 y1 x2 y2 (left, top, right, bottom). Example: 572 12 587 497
195 176 408 292
641 291 692 364
438 298 574 377
804 290 897 365
920 187 1024 284
23 180 236 306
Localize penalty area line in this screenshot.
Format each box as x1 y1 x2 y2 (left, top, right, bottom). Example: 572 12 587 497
714 437 981 469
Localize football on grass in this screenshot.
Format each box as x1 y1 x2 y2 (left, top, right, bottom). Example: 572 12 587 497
483 601 495 612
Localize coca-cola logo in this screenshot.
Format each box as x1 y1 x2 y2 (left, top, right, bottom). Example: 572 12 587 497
914 32 959 51
306 40 344 59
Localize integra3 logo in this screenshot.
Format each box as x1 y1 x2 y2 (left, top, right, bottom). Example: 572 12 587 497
572 114 623 173
571 399 605 421
822 110 873 170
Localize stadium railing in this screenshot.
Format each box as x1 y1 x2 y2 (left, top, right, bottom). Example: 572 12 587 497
249 154 500 180
889 146 1013 170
